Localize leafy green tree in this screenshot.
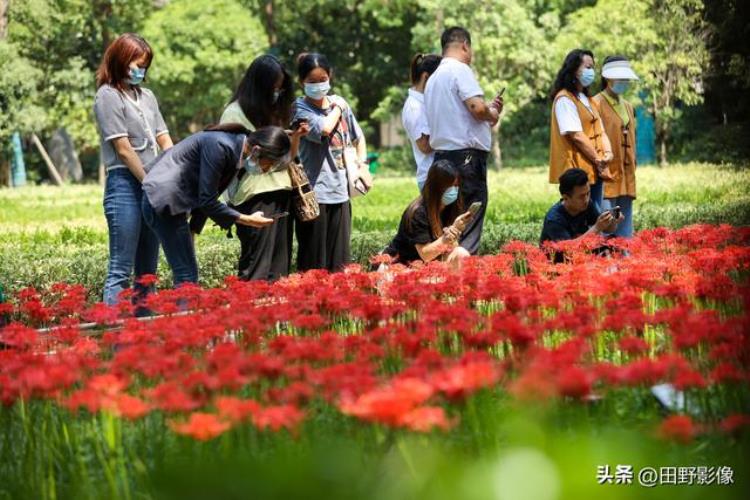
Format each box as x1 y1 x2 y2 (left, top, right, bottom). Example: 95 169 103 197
142 0 268 138
4 0 152 151
248 0 420 141
0 41 42 141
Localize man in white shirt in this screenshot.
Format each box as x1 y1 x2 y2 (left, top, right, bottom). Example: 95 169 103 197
424 26 503 255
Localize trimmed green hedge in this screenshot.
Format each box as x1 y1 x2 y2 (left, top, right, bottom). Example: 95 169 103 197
2 164 749 301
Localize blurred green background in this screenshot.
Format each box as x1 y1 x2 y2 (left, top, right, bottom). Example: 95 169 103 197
1 0 749 185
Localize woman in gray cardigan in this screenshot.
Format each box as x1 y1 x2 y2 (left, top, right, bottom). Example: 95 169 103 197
141 125 291 285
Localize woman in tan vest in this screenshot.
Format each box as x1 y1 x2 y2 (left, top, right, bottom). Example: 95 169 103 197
592 56 639 238
548 49 613 208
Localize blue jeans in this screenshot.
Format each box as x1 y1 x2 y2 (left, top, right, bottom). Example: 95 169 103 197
102 169 159 306
141 195 199 285
590 178 604 209
602 196 634 238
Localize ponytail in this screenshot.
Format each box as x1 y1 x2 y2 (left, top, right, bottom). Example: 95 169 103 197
410 53 425 84
409 53 442 85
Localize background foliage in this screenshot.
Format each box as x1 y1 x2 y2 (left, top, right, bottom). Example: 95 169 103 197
0 0 748 179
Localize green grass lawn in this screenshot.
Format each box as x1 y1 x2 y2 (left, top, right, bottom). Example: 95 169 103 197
1 162 748 299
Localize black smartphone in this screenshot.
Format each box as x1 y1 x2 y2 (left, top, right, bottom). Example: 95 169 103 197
610 206 621 219
290 118 307 130
267 211 289 220
497 87 506 97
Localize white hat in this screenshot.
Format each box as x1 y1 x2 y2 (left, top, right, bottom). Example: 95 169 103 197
601 59 639 80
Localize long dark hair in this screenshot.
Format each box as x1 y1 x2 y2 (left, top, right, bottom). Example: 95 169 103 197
410 53 442 85
600 55 628 92
230 55 294 128
96 33 153 92
204 124 290 162
406 160 462 238
549 49 594 100
297 52 332 81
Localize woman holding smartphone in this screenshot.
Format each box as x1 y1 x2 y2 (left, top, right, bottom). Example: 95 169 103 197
383 160 472 265
292 52 371 272
141 125 290 286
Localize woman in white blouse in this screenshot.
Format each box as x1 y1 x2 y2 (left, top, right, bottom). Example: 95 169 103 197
401 53 441 191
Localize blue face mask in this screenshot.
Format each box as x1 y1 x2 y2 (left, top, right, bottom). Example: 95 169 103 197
441 186 459 206
126 67 146 86
244 156 263 175
611 81 630 95
578 67 595 88
304 81 330 100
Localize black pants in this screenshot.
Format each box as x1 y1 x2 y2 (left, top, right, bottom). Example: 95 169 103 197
233 190 293 282
295 201 352 272
434 149 488 255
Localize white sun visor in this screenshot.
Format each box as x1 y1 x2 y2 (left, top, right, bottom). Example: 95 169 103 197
602 60 639 80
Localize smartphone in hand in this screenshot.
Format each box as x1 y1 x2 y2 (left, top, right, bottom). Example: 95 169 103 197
610 206 621 219
468 201 482 216
266 211 289 220
290 119 307 131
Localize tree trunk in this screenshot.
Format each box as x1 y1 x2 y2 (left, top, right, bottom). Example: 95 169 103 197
658 137 667 168
656 122 669 167
259 1 277 48
0 0 9 40
93 1 113 51
47 128 83 182
492 126 502 170
0 158 10 187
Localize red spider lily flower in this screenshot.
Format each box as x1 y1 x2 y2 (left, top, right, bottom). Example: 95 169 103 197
339 378 434 426
266 381 315 406
658 415 698 444
555 365 593 399
64 388 103 414
370 253 395 265
87 374 128 396
215 396 261 423
82 303 120 325
291 313 328 331
111 394 151 420
397 406 456 433
672 368 707 391
709 363 745 384
146 381 202 413
619 358 669 386
431 360 501 400
0 302 14 317
170 412 231 441
719 414 750 436
135 274 159 287
0 324 38 350
491 311 536 348
310 362 377 402
618 336 649 356
252 404 305 433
